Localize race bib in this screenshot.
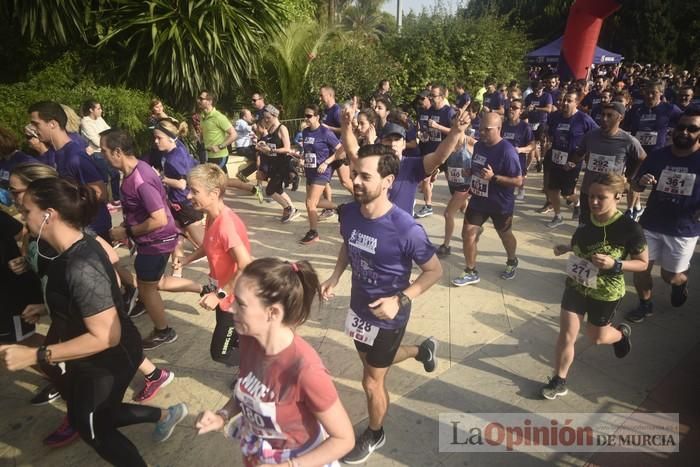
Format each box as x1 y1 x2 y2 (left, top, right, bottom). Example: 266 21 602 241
470 176 489 197
566 255 599 289
447 167 465 184
552 149 568 165
304 152 317 168
344 309 380 346
636 131 658 146
235 383 285 439
267 143 277 157
657 169 696 197
587 153 618 174
429 125 442 142
529 122 540 131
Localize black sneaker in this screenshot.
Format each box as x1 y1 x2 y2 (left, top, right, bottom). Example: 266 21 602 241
436 244 451 258
299 230 319 245
128 300 147 318
123 285 138 314
143 327 178 351
418 337 438 372
613 323 632 358
541 376 568 400
200 283 217 297
30 384 60 406
625 302 653 323
671 282 688 307
342 428 386 464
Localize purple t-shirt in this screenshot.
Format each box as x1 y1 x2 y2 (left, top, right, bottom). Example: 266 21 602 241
389 156 426 214
120 160 178 255
54 140 111 234
455 92 471 109
162 143 196 204
581 90 603 109
637 146 700 237
403 123 421 158
421 105 456 155
547 88 561 105
469 140 521 214
524 91 553 126
483 92 504 112
0 151 37 187
628 102 682 153
501 120 534 150
548 111 599 169
340 202 436 329
322 104 341 130
302 126 340 181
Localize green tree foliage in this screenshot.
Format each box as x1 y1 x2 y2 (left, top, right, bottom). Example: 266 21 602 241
384 12 531 100
340 0 395 43
308 40 405 104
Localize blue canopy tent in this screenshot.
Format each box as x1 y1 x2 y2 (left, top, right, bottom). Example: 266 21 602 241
526 36 624 65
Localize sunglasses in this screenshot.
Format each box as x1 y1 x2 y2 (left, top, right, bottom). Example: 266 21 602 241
304 114 316 118
676 124 700 133
510 107 522 110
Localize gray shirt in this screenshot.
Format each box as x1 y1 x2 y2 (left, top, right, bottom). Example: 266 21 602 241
579 128 645 193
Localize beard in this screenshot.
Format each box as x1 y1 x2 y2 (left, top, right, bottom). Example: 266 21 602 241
672 133 699 150
353 184 382 204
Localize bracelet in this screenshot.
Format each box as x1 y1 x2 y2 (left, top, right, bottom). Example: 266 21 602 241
215 409 230 425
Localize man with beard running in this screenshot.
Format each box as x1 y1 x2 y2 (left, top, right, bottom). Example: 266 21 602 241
321 143 443 464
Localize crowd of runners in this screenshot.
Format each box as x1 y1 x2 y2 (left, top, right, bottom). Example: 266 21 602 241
0 65 699 466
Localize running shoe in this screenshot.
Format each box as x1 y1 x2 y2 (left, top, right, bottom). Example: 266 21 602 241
516 188 525 201
414 205 433 218
546 215 564 229
252 185 264 204
342 428 386 465
107 201 122 213
171 262 183 278
671 282 688 307
536 203 553 214
500 258 518 280
133 369 175 403
632 206 644 222
571 205 581 220
541 376 568 400
30 384 60 406
128 300 147 318
613 324 632 359
299 230 319 245
142 327 178 351
436 244 451 258
43 416 80 448
625 302 653 323
235 170 248 182
153 403 188 443
624 208 634 220
535 160 543 172
452 269 480 287
280 206 292 223
319 208 335 220
418 337 438 373
123 285 139 315
283 207 300 223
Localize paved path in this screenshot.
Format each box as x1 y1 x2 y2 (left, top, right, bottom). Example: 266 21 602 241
1 167 697 466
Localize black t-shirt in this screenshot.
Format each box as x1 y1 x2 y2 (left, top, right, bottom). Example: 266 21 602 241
44 235 141 367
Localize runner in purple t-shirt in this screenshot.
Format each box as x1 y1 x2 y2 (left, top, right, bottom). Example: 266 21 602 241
321 144 442 464
452 112 523 287
628 81 683 155
501 99 535 200
320 86 353 212
482 78 504 115
0 127 38 188
102 129 205 351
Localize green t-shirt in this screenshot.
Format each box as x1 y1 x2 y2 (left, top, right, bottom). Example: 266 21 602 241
567 211 647 301
201 108 232 159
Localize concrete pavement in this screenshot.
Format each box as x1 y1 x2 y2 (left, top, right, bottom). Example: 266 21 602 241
1 164 697 466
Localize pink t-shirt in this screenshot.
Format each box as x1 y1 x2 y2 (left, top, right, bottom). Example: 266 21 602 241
203 205 250 310
235 334 339 456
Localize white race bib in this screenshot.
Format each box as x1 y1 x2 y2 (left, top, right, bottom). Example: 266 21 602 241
344 309 380 346
566 255 599 289
235 382 285 439
304 152 317 168
267 143 278 157
636 131 658 146
552 149 569 165
529 122 540 131
657 169 696 197
587 153 618 174
470 176 489 197
448 167 465 184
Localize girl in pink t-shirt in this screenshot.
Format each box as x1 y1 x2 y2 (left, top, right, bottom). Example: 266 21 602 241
195 258 354 467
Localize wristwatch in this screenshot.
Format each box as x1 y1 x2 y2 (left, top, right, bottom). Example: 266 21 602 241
216 288 228 299
217 143 226 150
37 345 52 365
612 259 623 274
397 291 412 309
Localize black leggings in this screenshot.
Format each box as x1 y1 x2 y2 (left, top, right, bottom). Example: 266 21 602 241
210 307 240 366
66 356 161 467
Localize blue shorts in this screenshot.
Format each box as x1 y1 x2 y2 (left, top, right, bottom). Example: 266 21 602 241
134 253 169 282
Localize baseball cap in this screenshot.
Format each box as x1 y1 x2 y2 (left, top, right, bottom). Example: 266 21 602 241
602 101 626 116
380 122 406 139
263 104 279 118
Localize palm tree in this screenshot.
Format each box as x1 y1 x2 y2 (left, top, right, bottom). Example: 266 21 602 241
339 0 392 43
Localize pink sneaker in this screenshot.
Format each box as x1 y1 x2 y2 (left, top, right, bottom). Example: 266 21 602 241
133 369 175 403
107 201 122 212
43 415 80 448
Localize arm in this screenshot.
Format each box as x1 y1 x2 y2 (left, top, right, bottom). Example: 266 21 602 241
131 208 168 235
195 396 243 435
222 126 237 148
292 399 354 467
321 243 349 301
517 139 537 155
161 176 187 191
87 180 108 203
591 248 648 273
340 107 360 164
322 123 342 135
